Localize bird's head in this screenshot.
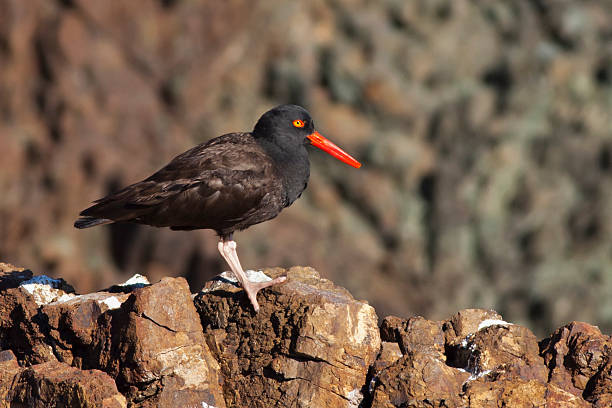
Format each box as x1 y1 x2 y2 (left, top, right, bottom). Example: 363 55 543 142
253 104 361 168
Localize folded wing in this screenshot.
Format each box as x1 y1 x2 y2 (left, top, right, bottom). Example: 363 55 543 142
75 133 282 232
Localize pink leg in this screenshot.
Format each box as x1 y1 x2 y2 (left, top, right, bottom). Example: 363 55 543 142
217 237 286 312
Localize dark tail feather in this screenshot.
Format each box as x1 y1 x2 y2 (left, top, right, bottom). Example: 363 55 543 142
74 217 113 229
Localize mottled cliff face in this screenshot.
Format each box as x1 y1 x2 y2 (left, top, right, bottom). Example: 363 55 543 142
2 0 612 337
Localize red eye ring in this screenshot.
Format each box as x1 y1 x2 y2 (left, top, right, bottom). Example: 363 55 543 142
292 119 305 128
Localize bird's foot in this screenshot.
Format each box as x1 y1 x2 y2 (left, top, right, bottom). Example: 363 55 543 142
242 272 286 312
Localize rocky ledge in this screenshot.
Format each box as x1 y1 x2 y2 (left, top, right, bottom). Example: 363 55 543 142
0 262 610 407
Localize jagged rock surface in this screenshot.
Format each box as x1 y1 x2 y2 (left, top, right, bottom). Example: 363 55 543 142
194 266 381 408
371 310 599 407
0 262 225 407
540 321 612 407
0 348 126 408
1 262 612 407
10 361 127 408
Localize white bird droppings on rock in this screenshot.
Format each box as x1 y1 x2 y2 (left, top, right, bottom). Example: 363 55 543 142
477 319 511 331
466 369 492 382
20 275 76 305
201 270 275 293
218 271 237 283
346 388 363 408
120 274 150 286
99 296 123 310
245 270 273 283
54 293 77 303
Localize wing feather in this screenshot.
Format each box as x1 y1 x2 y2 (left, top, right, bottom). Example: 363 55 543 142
77 133 283 232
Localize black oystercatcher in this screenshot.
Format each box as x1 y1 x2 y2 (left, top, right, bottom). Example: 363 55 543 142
75 104 360 311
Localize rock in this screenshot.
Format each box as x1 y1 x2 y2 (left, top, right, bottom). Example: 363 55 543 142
441 309 548 383
0 266 79 365
371 314 469 407
0 271 136 367
0 350 22 402
0 270 58 365
443 308 504 346
379 315 405 342
194 266 381 408
370 352 470 408
372 342 402 373
4 261 612 407
458 323 548 383
40 290 132 366
463 378 589 407
113 277 225 407
540 321 612 404
0 269 225 407
587 359 612 408
369 309 590 407
9 361 127 408
43 276 225 407
380 314 447 357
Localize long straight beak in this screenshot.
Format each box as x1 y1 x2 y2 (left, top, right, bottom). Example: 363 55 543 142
307 131 361 168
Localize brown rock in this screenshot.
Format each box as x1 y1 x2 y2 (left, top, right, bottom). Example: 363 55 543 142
9 361 126 408
0 270 131 367
372 342 402 373
0 350 23 402
195 266 380 408
108 277 225 408
0 276 57 365
460 323 548 383
0 348 20 367
45 276 226 407
370 309 595 407
1 271 225 407
379 315 405 342
40 291 131 366
587 359 612 407
5 258 612 408
370 352 470 408
463 378 589 407
443 308 504 346
540 321 612 401
371 314 469 407
380 315 446 356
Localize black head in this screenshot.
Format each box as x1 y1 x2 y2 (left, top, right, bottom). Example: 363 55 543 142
253 104 361 168
252 104 315 146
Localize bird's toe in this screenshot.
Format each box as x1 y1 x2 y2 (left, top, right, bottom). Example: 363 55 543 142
243 275 287 312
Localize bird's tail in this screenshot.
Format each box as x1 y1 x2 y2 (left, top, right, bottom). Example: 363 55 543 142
74 217 113 229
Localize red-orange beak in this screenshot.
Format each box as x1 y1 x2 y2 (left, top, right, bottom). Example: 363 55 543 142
307 131 361 168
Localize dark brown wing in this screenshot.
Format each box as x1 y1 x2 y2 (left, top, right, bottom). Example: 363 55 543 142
76 133 286 234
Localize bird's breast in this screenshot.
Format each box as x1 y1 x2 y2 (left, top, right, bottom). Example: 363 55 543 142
281 160 310 207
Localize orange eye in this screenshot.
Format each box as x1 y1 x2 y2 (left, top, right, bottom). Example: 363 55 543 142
292 119 305 128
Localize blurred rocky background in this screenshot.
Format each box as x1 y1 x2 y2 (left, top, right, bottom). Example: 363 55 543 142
1 0 611 337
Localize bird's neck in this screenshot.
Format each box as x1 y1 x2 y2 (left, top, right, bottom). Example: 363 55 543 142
258 137 310 206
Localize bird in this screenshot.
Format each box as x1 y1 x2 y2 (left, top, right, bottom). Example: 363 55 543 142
75 104 361 312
